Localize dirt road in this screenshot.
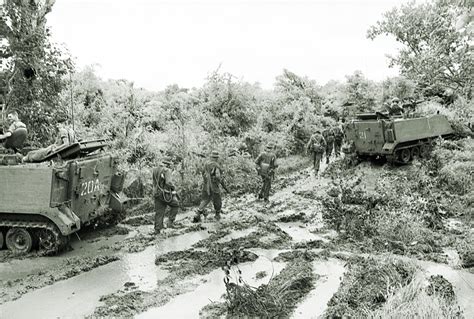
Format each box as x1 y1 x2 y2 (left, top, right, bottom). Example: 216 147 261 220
1 160 473 318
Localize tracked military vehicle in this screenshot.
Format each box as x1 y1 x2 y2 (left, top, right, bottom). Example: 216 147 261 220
344 113 454 163
0 139 127 254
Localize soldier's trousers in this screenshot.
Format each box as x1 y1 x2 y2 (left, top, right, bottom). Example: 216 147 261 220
154 197 179 231
312 152 323 172
24 144 55 162
334 140 342 156
259 175 272 200
326 144 333 160
198 190 222 214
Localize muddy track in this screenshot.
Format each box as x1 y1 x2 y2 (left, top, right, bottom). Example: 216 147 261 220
1 158 473 318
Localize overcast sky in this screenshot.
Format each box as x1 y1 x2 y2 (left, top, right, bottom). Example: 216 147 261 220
46 0 415 91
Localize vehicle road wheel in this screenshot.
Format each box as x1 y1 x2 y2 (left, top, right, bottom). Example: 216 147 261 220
6 228 33 253
398 148 411 164
411 146 420 159
0 231 4 249
420 144 430 158
37 229 57 252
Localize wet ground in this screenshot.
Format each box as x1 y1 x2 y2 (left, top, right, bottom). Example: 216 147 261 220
1 158 473 318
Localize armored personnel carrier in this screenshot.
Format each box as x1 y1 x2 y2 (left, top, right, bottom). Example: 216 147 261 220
0 139 127 253
344 113 454 163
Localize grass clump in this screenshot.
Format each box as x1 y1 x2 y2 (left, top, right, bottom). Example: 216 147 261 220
325 256 417 318
367 276 462 319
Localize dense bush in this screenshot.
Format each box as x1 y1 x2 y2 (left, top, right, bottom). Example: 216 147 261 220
321 161 450 255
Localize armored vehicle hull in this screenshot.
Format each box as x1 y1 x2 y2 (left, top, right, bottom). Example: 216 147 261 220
0 141 126 253
345 114 454 163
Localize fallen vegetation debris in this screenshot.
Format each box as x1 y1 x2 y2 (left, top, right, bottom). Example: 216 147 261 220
222 258 316 318
325 256 417 318
276 212 308 223
367 276 463 318
155 248 258 277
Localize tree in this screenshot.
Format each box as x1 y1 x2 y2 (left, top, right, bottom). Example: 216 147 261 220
368 0 473 99
381 76 417 103
275 69 323 109
198 70 258 138
343 71 379 116
1 0 73 144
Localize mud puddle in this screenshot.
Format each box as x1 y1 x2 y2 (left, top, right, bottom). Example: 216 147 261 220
292 258 346 318
0 227 129 281
418 259 474 318
277 222 329 243
216 227 257 243
0 230 211 319
137 255 286 318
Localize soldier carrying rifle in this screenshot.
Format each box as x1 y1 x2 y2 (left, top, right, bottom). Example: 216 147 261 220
193 151 229 222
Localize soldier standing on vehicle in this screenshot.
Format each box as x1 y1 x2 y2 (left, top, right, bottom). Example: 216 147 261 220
332 124 344 157
322 127 334 164
255 144 278 202
306 130 326 175
152 157 179 234
386 97 404 116
193 151 229 223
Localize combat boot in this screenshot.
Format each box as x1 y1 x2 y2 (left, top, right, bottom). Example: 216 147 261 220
215 211 222 221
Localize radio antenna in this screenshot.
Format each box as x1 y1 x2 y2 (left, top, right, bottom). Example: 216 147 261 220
69 72 75 131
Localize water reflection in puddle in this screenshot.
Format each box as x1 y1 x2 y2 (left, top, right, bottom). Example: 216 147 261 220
419 260 474 319
136 255 286 318
217 228 256 243
293 259 346 319
0 230 210 319
277 222 328 243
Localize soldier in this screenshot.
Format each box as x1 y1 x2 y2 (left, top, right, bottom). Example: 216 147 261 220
386 97 404 116
306 130 326 175
332 124 344 157
255 144 278 202
23 118 77 162
0 110 26 141
55 120 77 146
322 127 334 164
152 157 179 233
193 151 228 223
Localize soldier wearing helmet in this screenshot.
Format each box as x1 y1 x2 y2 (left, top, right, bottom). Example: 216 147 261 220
255 143 278 203
193 150 229 223
152 157 179 233
332 123 344 157
306 129 326 175
386 97 404 115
